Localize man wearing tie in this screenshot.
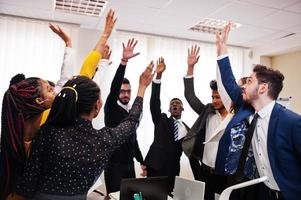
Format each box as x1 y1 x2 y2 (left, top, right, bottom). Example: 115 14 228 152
215 23 301 200
144 57 189 192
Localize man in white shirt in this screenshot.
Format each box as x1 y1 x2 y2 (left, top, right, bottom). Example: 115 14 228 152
182 46 229 200
216 22 301 200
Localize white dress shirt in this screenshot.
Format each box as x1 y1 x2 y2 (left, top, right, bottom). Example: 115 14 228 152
251 100 279 191
173 118 188 140
202 111 223 168
55 47 75 93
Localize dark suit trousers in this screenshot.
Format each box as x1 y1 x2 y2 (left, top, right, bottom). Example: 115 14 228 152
257 183 285 200
104 162 135 194
147 166 176 193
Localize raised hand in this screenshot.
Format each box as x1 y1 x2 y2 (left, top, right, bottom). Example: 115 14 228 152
103 9 117 37
156 57 166 74
140 61 154 87
137 61 155 97
122 38 140 63
102 45 112 65
186 45 200 76
94 9 117 54
187 45 200 67
49 23 72 47
216 22 231 56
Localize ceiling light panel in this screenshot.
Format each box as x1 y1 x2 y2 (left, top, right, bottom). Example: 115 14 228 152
189 18 241 34
55 0 108 17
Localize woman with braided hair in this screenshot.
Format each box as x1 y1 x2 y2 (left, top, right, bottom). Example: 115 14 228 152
0 9 117 200
15 62 154 199
0 75 56 200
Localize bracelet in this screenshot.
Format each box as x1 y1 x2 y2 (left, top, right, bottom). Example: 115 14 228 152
121 58 128 63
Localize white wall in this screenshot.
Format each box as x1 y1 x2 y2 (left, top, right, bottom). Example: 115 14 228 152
271 51 301 114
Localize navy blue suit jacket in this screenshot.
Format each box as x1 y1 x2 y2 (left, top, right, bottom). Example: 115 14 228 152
215 56 301 200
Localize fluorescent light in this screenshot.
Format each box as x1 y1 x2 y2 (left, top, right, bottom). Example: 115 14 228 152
55 0 108 17
189 18 241 34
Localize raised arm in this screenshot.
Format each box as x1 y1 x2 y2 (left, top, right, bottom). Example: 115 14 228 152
104 38 140 109
40 24 75 125
184 45 205 114
216 63 232 112
93 45 112 86
216 23 244 108
49 23 72 47
80 9 117 78
100 64 154 150
49 24 75 93
150 58 165 123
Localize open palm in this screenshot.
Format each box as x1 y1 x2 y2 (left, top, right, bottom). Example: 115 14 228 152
122 38 140 60
187 45 200 67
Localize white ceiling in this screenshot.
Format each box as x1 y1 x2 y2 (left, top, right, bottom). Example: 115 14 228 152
1 0 301 56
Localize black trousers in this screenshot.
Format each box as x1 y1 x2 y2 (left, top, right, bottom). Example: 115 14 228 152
147 166 176 193
104 162 136 194
257 183 285 200
197 164 227 200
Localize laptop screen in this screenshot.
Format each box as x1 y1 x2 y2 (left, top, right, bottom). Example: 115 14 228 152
120 176 169 200
173 176 205 200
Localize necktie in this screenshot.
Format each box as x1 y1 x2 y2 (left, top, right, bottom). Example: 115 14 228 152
234 113 259 182
174 120 179 141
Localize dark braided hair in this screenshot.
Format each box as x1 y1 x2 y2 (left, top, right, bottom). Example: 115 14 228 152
0 75 46 200
46 76 100 127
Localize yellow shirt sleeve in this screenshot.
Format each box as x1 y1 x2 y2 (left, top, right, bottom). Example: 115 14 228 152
40 51 102 126
40 109 50 126
79 50 102 79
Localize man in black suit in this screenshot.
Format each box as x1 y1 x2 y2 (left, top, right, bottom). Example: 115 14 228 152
104 38 145 194
144 57 189 192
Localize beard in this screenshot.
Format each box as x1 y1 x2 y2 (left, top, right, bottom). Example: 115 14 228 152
119 97 129 105
244 86 259 105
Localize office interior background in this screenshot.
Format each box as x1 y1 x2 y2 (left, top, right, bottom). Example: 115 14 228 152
1 0 301 189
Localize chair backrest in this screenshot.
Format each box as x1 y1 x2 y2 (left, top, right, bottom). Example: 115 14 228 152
219 176 268 200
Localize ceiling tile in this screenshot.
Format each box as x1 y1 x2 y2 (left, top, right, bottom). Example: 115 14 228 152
210 1 277 25
257 10 301 30
163 0 231 17
244 31 293 47
239 0 300 9
284 1 301 14
108 0 171 9
287 25 301 33
227 24 276 43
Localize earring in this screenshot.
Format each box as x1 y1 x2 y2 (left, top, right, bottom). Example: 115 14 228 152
95 109 99 113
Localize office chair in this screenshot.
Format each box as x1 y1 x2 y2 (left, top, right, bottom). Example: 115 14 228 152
219 176 268 200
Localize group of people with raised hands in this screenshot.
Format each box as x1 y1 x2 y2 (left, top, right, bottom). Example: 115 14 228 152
0 8 300 200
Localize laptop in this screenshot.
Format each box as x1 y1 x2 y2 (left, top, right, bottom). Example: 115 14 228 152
119 176 170 200
173 176 205 200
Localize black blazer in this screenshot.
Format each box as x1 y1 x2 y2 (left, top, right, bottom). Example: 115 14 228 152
144 82 188 177
182 77 216 161
104 64 143 165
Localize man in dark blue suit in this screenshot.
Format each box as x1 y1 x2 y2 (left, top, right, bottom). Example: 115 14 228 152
215 23 301 200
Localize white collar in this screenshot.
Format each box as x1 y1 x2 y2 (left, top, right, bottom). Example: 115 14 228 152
257 100 275 119
173 117 182 122
117 100 131 112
